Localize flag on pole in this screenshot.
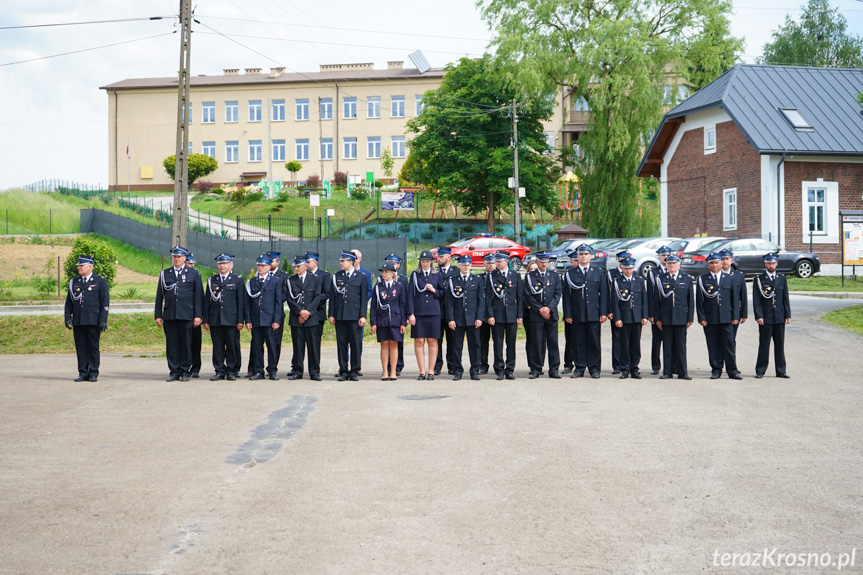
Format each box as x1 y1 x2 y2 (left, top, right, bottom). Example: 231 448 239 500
126 136 131 159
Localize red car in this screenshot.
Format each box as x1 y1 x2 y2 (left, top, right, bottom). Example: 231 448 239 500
431 235 531 270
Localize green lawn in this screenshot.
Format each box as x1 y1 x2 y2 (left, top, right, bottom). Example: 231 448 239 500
822 305 863 336
788 275 863 292
0 189 85 234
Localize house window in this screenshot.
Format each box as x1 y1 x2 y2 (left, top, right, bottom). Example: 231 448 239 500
391 96 405 118
249 100 262 122
704 126 716 154
367 136 381 159
344 137 357 159
296 99 309 121
272 139 285 162
391 136 405 158
367 97 381 119
226 141 239 163
662 85 674 105
677 85 689 102
343 97 357 119
723 188 737 231
296 139 309 161
249 140 262 163
202 102 215 124
780 108 814 132
544 131 555 153
321 138 333 160
320 97 333 120
806 188 826 234
801 181 838 243
575 96 590 112
416 95 425 115
225 101 238 123
202 141 216 158
272 99 285 122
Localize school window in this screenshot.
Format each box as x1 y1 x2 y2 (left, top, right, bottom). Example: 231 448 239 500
321 138 333 160
367 136 381 159
344 137 357 159
202 141 216 158
391 136 405 158
806 188 825 234
225 101 238 123
704 126 716 154
249 140 262 162
272 99 285 122
181 103 192 123
249 100 262 122
723 188 737 231
296 138 309 161
202 102 215 124
187 142 193 156
415 95 424 115
391 96 405 118
296 99 309 121
343 97 357 119
226 141 239 163
367 96 381 119
272 139 285 162
320 97 333 120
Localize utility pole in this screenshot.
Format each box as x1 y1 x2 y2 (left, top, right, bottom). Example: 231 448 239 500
171 0 192 247
318 97 325 183
512 99 521 245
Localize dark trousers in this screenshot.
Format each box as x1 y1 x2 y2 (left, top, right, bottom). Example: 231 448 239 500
570 321 601 374
619 323 643 371
272 324 284 372
756 323 787 376
291 324 321 378
210 325 241 375
479 322 493 371
563 321 574 368
72 325 101 376
529 317 559 373
650 322 662 371
164 319 193 376
435 318 455 373
250 326 279 375
340 325 365 370
703 323 738 376
452 325 481 377
610 321 622 370
191 324 202 374
492 322 518 375
661 324 688 377
396 339 404 373
335 320 362 376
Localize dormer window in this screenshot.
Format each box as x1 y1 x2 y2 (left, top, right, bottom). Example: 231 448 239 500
780 108 814 132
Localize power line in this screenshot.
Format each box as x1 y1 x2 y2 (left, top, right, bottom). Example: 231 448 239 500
0 32 175 68
0 16 173 30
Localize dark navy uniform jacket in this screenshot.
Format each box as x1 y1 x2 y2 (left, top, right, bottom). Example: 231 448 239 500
437 265 458 320
445 273 487 326
309 268 330 324
285 273 324 328
728 269 748 319
752 271 791 324
329 269 369 321
696 272 740 324
611 275 649 324
203 272 245 326
64 274 110 326
606 267 623 315
244 274 285 327
654 271 694 326
522 269 562 321
646 265 667 319
406 269 444 317
562 265 607 322
155 266 203 321
370 280 407 328
486 268 522 323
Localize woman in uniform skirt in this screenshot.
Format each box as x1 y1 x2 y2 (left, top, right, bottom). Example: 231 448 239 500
406 250 444 380
371 261 407 380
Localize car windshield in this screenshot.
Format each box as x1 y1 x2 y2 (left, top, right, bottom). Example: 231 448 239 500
669 240 688 251
449 238 476 248
550 240 574 252
698 239 728 252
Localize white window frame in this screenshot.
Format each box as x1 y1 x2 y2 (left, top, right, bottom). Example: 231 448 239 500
367 97 381 119
249 100 262 123
225 101 238 123
544 131 555 154
391 96 405 118
272 99 285 122
226 141 239 163
801 180 839 244
723 187 737 231
367 136 381 159
272 139 285 162
202 141 216 158
415 95 424 116
202 102 215 124
296 139 309 161
343 97 357 119
187 142 193 156
704 126 716 154
344 137 357 160
181 103 192 124
249 140 262 163
320 98 333 120
391 136 405 159
296 99 309 121
321 138 333 160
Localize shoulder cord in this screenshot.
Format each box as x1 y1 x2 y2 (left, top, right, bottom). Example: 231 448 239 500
375 281 391 312
332 273 347 295
159 270 178 294
754 275 776 300
525 272 545 296
565 270 587 291
697 275 720 299
412 270 432 293
68 278 83 303
614 278 633 302
490 272 507 300
285 276 302 303
207 276 223 302
655 275 676 307
245 276 264 299
448 278 467 299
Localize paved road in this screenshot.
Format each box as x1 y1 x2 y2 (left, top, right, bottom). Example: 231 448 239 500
1 296 862 574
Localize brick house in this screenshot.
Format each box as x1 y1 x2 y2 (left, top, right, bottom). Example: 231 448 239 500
637 64 863 271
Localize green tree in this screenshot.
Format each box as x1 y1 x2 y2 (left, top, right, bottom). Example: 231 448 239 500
285 160 302 188
380 147 394 178
162 153 218 185
758 0 863 68
63 237 118 289
479 0 742 237
405 55 559 233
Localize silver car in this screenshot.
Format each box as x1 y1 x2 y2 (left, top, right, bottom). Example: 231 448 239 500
616 237 681 277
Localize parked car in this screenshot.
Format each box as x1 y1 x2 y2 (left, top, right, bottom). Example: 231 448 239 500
669 237 726 258
614 237 681 278
523 238 605 271
553 238 623 272
680 238 821 278
432 235 531 270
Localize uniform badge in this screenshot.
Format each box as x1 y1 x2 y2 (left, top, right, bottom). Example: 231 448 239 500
381 291 388 300
707 286 713 293
765 286 772 292
454 284 463 296
534 282 542 291
621 289 629 298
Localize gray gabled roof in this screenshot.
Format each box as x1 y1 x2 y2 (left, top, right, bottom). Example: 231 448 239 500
639 64 863 176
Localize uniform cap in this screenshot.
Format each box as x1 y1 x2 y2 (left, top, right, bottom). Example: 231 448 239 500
616 250 631 259
170 245 189 256
457 255 471 265
718 249 733 258
535 252 551 262
494 251 510 261
656 245 672 255
620 258 636 268
339 252 357 261
379 261 397 272
706 252 721 262
267 252 281 260
256 254 272 265
215 253 234 262
185 253 196 264
483 253 496 263
76 255 94 265
762 252 779 262
436 247 452 256
575 244 593 254
385 253 401 262
419 250 434 260
666 254 681 263
292 255 308 266
304 251 319 260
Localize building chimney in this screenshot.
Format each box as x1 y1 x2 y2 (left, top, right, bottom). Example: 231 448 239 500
223 68 239 75
245 68 262 75
387 61 404 70
269 67 285 78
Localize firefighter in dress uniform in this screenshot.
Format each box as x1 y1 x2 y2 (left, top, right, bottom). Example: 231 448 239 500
647 246 672 374
487 251 522 380
155 245 203 382
245 254 285 380
523 252 562 379
562 244 608 379
64 254 110 382
303 251 329 379
371 260 407 380
610 257 648 379
654 254 693 380
696 252 742 380
445 255 486 380
478 253 497 375
203 253 245 381
607 249 631 375
329 251 369 381
406 250 444 380
753 252 791 379
285 255 324 381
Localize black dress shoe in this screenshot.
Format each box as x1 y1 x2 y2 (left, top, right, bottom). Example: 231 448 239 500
191 372 200 379
678 374 692 380
651 370 660 375
426 374 435 381
348 375 359 381
269 373 280 381
433 369 441 376
659 374 672 379
288 374 302 380
179 375 190 382
561 367 573 374
470 374 480 380
226 374 237 381
166 374 180 382
571 371 583 379
754 373 764 378
710 374 720 380
479 368 489 375
395 370 402 376
74 375 88 382
249 373 265 381
453 375 462 381
590 372 600 379
619 372 628 379
88 375 98 382
338 374 347 381
496 373 505 380
776 373 790 379
612 369 621 375
631 371 642 379
417 374 426 380
246 372 254 378
286 371 299 377
729 373 743 380
549 372 561 379
210 373 225 381
505 373 515 380
528 372 539 379
310 375 322 381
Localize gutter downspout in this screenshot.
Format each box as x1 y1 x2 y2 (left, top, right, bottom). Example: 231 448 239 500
777 152 786 246
112 89 119 192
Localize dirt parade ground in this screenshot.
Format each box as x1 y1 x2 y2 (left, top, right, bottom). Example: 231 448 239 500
1 294 862 574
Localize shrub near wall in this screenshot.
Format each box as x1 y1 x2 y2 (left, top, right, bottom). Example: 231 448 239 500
63 237 118 288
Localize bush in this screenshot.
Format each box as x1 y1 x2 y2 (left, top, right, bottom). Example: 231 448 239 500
398 224 412 233
33 277 58 294
373 180 384 188
212 187 225 195
245 192 264 204
276 191 291 202
195 179 215 193
333 171 348 186
350 187 369 200
524 222 535 231
229 188 248 203
63 237 118 288
305 174 321 188
163 153 219 184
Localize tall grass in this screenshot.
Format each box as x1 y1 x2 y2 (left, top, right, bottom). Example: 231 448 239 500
0 189 82 234
89 234 215 278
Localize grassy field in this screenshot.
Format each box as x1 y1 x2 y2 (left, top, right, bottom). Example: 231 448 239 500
788 275 863 292
0 189 85 234
821 305 863 336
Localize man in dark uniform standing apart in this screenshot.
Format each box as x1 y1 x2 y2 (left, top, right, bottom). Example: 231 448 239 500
655 254 693 380
64 254 110 382
720 249 748 350
445 255 486 380
203 253 245 381
696 252 742 380
487 251 522 380
183 253 203 378
267 252 289 375
607 249 631 375
610 257 648 379
562 244 607 378
387 253 409 376
155 245 203 382
329 251 369 381
647 245 671 374
523 252 562 379
753 252 791 378
303 251 329 373
478 253 497 375
285 255 324 381
245 254 284 380
434 246 458 376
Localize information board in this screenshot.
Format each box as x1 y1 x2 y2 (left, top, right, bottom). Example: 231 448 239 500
843 216 863 265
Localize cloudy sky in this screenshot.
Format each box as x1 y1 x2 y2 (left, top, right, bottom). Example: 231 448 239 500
2 0 862 190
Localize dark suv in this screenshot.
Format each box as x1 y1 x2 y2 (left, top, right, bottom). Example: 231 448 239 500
680 238 820 278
